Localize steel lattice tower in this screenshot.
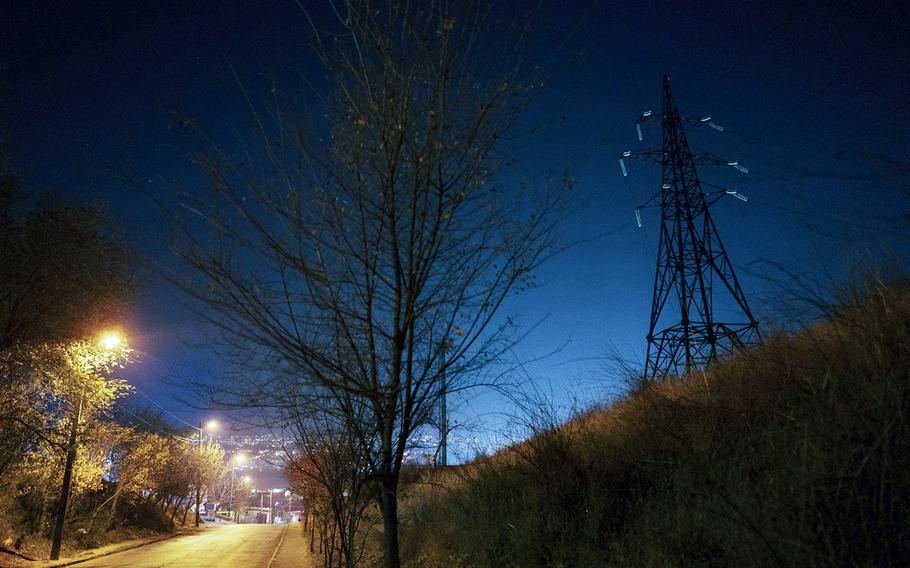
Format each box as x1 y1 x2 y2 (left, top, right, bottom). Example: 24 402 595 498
622 75 760 381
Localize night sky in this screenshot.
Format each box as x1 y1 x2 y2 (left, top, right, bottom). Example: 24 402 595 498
3 1 908 457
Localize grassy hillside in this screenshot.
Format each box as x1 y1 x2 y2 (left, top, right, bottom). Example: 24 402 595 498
401 278 910 567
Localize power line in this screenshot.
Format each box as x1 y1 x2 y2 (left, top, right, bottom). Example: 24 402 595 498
132 386 201 431
113 404 196 444
622 168 654 259
721 60 905 160
746 197 894 234
681 3 804 112
740 170 909 208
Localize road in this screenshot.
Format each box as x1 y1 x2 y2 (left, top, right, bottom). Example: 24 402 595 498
74 524 288 568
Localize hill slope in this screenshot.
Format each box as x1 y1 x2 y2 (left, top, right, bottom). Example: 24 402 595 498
402 279 910 567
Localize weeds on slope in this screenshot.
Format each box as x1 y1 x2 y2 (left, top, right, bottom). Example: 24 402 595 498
402 277 910 567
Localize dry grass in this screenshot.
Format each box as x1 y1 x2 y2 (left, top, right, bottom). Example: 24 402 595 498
400 277 910 567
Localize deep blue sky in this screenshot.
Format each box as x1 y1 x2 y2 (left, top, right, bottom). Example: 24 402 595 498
3 1 908 456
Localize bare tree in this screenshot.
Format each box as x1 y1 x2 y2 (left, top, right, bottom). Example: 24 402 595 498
172 2 562 565
284 395 374 568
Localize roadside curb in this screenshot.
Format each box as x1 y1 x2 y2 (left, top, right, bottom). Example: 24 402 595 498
267 524 290 568
45 530 193 568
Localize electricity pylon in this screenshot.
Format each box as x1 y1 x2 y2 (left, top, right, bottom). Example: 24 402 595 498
620 75 760 381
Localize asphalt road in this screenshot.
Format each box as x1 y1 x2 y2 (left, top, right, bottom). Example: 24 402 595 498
73 524 287 568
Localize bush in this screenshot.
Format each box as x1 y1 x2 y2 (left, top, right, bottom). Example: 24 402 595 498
117 499 175 533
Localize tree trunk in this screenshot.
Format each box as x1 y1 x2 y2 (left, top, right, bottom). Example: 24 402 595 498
170 498 181 522
107 491 122 530
86 490 118 534
379 474 400 568
50 402 81 560
183 494 191 523
309 511 315 553
35 485 49 536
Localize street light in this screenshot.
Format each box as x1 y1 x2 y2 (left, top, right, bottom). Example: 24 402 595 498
195 419 218 527
285 490 291 523
98 331 123 350
269 489 281 524
239 475 253 524
50 330 127 560
229 454 247 522
259 490 266 523
255 488 281 524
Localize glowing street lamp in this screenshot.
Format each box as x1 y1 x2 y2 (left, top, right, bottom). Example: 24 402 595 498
195 419 219 527
268 489 281 524
51 329 129 560
98 330 123 350
229 453 248 523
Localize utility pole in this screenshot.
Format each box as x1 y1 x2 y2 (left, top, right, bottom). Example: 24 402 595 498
195 420 218 526
195 422 204 527
439 362 447 467
229 467 235 522
438 337 453 467
50 397 82 560
621 75 760 381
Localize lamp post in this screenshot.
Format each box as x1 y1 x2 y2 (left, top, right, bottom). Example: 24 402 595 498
239 475 251 523
50 390 83 561
257 488 280 524
195 419 218 527
229 453 247 522
50 331 124 560
268 489 277 524
438 336 454 468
